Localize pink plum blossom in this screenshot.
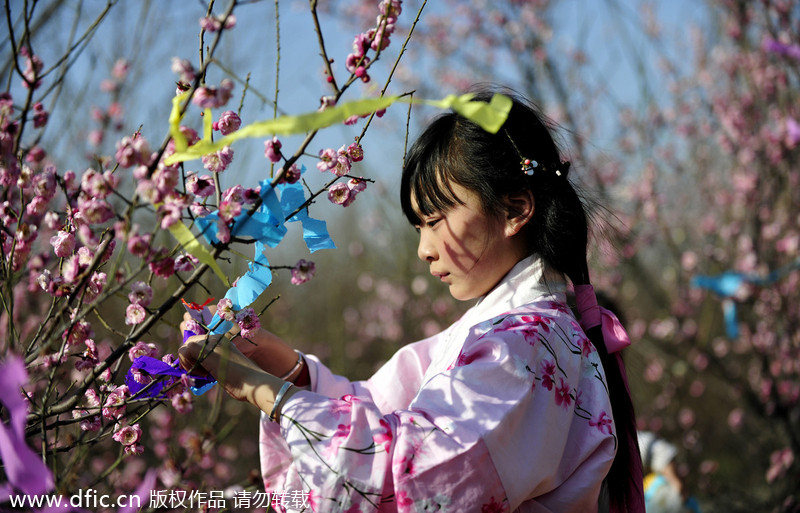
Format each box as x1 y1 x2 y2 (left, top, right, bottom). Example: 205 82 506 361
291 259 316 285
174 253 199 272
115 135 150 168
214 110 241 135
73 409 101 432
264 137 282 163
171 57 196 83
85 271 107 301
21 47 43 89
216 219 231 243
327 182 352 206
50 230 75 258
348 177 367 194
127 231 151 258
218 199 242 223
202 146 234 173
128 281 153 306
192 79 234 109
77 197 114 224
333 154 352 177
128 341 157 362
75 339 99 372
235 307 260 339
278 163 302 184
347 142 364 162
102 385 129 419
81 169 119 199
125 304 146 325
171 391 193 414
63 318 93 347
149 250 175 279
200 14 236 32
32 102 48 128
25 146 46 164
217 298 235 322
186 173 216 197
317 148 338 172
113 423 142 447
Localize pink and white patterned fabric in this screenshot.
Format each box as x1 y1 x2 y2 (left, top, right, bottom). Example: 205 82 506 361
260 256 617 512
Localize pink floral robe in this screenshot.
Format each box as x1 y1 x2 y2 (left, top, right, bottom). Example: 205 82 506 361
259 256 616 512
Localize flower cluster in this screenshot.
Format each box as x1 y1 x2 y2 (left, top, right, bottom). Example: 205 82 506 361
87 58 129 147
327 177 367 207
345 0 403 83
171 57 196 93
200 13 237 33
317 142 364 176
20 47 43 89
192 79 234 109
211 183 262 243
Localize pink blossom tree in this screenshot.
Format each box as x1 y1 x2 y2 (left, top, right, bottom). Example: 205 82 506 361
0 0 433 508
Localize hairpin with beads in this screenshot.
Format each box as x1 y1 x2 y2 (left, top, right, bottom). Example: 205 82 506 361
522 157 570 178
521 158 538 176
506 129 569 178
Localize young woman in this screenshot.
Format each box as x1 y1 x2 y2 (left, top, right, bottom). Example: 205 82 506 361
180 89 644 512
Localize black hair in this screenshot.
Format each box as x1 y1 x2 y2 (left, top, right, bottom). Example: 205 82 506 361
401 86 644 511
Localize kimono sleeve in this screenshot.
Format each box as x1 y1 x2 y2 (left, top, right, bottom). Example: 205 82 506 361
302 333 438 412
259 334 439 493
270 312 615 512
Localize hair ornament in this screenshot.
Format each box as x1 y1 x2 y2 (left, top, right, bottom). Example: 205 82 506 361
521 158 538 176
505 128 569 178
520 158 570 178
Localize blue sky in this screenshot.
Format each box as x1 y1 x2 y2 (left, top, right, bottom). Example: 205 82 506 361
7 0 711 222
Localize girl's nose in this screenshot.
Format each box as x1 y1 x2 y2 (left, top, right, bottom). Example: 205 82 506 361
417 231 437 262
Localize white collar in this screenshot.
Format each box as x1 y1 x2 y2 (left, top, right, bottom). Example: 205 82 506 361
422 255 567 383
467 254 567 325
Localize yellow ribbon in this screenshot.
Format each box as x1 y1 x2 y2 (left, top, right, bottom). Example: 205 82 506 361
165 92 512 165
162 91 513 288
167 221 229 286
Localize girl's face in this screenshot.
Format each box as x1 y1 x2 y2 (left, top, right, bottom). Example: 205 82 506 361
413 182 529 301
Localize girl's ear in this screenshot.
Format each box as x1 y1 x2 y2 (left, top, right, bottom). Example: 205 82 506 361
503 190 535 237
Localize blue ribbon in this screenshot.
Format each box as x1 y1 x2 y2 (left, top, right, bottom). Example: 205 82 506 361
178 167 335 395
691 257 800 339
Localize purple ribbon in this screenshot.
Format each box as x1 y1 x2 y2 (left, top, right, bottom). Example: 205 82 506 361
126 337 215 399
0 355 55 499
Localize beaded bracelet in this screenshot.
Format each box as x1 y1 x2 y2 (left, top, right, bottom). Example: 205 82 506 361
269 381 294 422
279 350 304 381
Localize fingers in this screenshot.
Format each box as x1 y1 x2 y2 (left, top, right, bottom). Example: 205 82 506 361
178 334 271 405
178 334 261 379
178 334 212 377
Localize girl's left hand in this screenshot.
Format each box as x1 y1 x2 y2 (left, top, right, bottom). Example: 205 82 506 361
178 334 284 412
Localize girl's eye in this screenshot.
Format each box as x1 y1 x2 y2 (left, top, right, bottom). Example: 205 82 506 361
413 216 442 232
425 217 441 228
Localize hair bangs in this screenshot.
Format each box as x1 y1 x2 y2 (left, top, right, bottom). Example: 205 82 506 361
400 114 465 225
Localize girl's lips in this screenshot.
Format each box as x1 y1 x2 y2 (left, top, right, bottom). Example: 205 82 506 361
431 271 450 282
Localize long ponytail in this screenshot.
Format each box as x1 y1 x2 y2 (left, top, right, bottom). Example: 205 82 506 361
535 168 645 513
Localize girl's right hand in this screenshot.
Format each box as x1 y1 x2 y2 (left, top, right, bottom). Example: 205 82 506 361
179 311 301 378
